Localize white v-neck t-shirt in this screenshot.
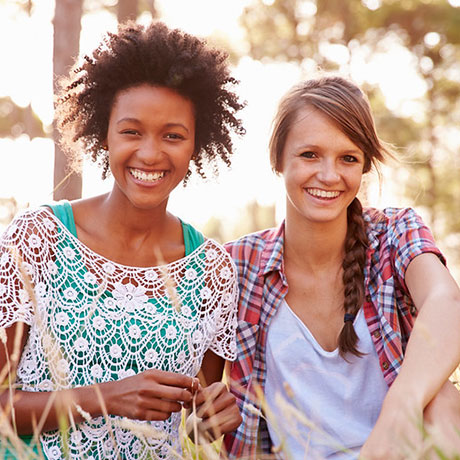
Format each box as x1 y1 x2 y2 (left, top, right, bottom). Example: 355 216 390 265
265 300 388 459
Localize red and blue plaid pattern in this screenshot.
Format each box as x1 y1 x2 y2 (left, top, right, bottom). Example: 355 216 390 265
223 207 444 458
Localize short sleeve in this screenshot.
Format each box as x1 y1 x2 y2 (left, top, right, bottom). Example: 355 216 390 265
205 242 238 361
0 210 53 329
388 208 445 292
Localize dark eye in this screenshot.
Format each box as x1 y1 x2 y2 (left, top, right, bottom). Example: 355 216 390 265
300 151 316 159
120 129 140 136
343 155 358 163
165 133 185 140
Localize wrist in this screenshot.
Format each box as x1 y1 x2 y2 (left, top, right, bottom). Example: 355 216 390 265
384 378 425 413
92 381 112 416
72 382 110 421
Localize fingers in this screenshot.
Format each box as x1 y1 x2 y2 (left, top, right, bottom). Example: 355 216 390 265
188 382 242 441
107 370 201 421
140 383 192 404
196 385 235 420
145 369 199 392
199 406 242 437
140 370 200 403
194 381 226 408
138 396 183 414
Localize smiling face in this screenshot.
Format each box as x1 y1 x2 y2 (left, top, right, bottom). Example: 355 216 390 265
106 84 196 211
280 105 365 228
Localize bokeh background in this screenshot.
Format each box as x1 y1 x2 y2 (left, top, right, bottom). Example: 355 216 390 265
1 0 459 282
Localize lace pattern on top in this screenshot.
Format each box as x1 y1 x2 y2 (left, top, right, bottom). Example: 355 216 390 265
0 208 238 460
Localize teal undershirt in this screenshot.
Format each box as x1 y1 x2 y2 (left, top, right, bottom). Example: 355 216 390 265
9 201 205 459
48 200 205 255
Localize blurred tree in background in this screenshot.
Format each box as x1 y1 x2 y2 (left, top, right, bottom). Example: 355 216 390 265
2 0 157 202
203 201 277 243
53 0 84 201
0 96 46 139
239 0 460 267
1 0 459 271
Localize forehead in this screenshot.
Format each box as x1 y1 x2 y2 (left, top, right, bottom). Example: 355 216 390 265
286 105 360 150
110 84 195 120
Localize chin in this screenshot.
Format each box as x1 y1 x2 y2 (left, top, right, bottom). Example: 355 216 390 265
304 209 346 225
124 196 167 211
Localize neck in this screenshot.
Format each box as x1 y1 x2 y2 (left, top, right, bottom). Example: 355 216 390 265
100 188 172 240
284 207 348 274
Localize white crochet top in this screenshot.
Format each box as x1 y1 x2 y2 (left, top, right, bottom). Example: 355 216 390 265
0 208 238 460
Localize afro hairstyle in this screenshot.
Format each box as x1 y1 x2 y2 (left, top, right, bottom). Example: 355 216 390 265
56 21 245 181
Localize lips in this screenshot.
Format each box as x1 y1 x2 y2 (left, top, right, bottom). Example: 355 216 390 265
128 168 165 183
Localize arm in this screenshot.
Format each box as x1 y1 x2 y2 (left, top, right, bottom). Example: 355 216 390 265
0 323 197 435
361 253 460 459
188 350 242 443
389 253 460 407
187 242 242 441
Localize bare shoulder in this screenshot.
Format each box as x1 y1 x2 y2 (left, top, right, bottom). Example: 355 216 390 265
71 195 107 225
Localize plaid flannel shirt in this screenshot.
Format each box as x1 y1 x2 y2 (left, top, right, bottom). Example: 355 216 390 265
223 207 444 459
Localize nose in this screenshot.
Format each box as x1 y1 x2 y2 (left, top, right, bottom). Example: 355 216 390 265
317 158 340 184
137 136 163 165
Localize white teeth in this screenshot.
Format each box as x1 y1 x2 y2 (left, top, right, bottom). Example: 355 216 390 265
129 168 165 182
307 188 340 198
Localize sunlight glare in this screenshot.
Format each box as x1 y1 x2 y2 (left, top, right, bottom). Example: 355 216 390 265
361 0 382 11
0 0 439 232
424 32 441 48
297 1 317 18
319 42 350 65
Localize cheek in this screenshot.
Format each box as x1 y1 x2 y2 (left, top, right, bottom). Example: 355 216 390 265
348 170 363 192
281 166 296 190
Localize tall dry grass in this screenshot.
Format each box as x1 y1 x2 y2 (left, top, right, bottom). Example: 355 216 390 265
1 249 460 459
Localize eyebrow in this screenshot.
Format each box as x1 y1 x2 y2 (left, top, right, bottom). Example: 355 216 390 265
297 144 364 155
116 118 190 133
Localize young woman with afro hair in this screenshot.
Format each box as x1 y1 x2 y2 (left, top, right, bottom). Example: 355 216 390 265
0 21 245 459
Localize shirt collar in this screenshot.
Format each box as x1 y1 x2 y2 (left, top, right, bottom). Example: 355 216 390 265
257 210 386 276
258 221 285 277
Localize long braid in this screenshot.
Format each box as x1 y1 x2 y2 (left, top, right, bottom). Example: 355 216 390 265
338 198 368 358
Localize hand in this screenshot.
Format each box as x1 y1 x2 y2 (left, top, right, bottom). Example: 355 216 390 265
424 380 460 458
186 382 242 443
102 369 199 421
360 392 424 460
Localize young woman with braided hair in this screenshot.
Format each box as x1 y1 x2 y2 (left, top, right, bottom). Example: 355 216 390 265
223 75 460 459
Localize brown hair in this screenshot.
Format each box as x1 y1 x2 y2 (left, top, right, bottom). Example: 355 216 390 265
269 75 393 358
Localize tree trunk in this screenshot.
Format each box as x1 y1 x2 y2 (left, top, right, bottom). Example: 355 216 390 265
53 0 83 201
117 0 139 23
